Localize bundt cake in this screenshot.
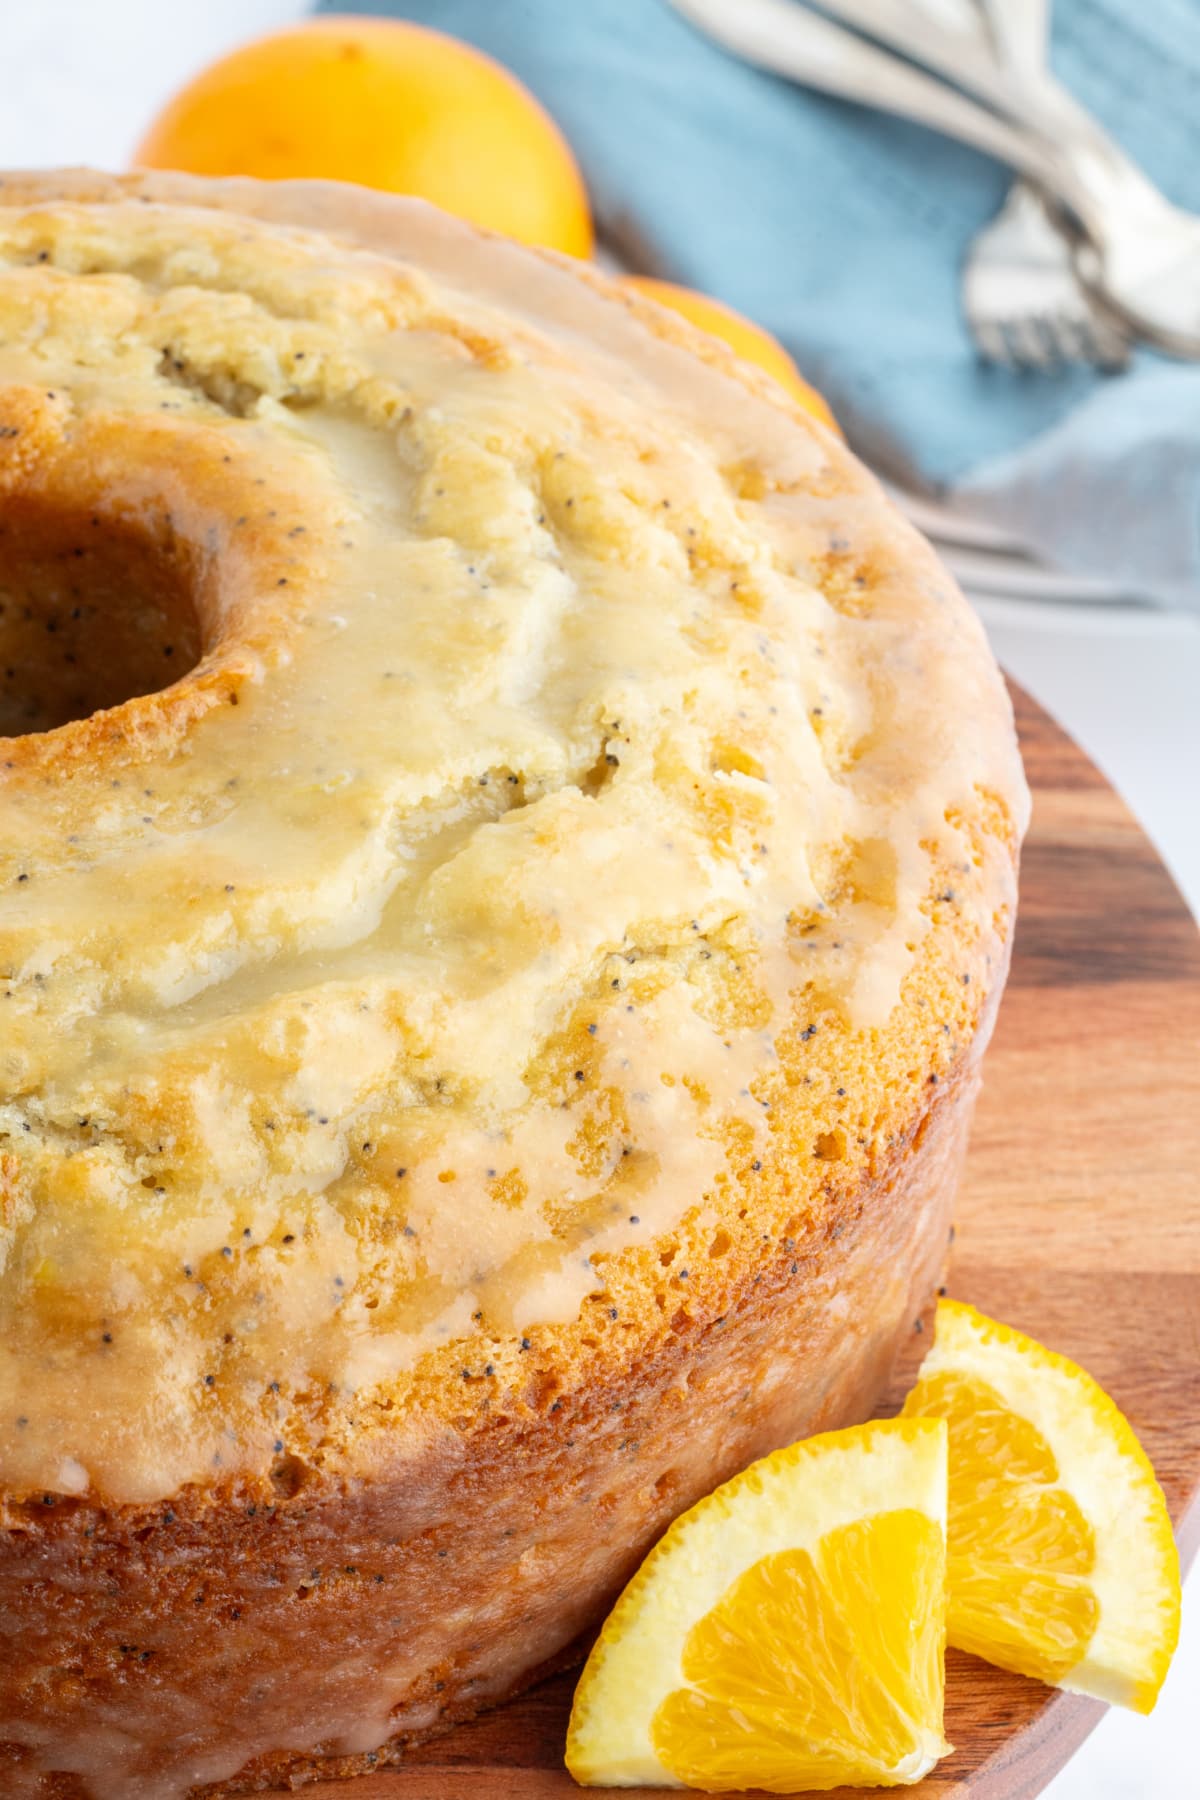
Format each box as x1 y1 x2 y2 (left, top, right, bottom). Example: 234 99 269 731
0 169 1028 1797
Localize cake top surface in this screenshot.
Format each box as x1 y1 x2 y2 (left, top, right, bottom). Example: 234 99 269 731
0 172 1027 1504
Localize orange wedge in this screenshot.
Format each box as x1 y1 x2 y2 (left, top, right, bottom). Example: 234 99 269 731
567 1417 950 1791
904 1299 1180 1713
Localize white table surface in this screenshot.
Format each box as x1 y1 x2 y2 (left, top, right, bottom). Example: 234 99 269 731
2 3 1196 1795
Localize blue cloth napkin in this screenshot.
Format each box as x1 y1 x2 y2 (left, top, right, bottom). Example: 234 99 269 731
319 0 1200 603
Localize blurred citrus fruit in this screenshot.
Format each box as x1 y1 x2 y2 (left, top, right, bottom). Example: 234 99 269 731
134 18 593 258
622 274 837 431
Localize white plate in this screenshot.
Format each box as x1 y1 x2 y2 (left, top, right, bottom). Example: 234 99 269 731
889 487 1148 605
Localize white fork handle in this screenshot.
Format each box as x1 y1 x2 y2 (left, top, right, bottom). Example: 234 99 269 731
821 0 1173 223
980 0 1048 77
667 0 1101 228
809 0 1041 112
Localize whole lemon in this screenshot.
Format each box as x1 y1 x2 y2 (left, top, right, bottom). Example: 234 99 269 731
622 276 838 432
134 17 593 259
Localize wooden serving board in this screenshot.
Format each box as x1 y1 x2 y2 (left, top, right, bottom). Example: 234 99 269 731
286 685 1200 1800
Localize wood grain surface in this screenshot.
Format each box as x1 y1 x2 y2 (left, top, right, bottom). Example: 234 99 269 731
276 685 1200 1800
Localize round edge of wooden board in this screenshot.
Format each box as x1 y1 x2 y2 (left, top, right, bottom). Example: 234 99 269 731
272 682 1200 1800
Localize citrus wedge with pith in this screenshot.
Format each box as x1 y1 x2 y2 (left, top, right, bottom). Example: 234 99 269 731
566 1416 951 1791
903 1299 1180 1713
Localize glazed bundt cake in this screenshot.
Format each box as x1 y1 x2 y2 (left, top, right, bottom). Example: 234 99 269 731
0 170 1028 1798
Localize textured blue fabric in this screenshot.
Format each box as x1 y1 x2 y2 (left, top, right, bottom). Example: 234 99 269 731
318 0 1200 597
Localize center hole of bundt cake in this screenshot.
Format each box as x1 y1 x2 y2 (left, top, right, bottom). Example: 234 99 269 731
0 500 205 736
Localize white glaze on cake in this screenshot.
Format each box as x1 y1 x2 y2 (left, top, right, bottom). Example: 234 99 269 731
0 175 1028 1507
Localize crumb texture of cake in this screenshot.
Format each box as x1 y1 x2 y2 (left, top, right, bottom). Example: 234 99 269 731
0 171 1027 1799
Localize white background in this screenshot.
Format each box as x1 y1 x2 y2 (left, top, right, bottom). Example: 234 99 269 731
0 2 1195 1794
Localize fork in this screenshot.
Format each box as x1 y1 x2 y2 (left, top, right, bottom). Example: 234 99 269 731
963 0 1130 370
668 0 1200 360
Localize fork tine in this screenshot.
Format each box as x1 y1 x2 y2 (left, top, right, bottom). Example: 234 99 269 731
970 316 1015 366
995 319 1023 367
1028 314 1067 369
1053 292 1132 369
964 172 1139 375
1004 315 1053 372
1042 311 1091 365
1044 312 1098 369
1084 315 1133 372
967 290 1129 375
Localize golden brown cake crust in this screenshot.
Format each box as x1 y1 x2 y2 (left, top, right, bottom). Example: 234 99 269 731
0 171 1027 1797
2 1051 974 1800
